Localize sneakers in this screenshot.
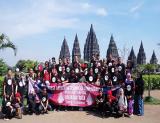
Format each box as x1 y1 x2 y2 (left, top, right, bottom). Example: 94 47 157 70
4 118 10 121
129 114 134 118
79 108 83 111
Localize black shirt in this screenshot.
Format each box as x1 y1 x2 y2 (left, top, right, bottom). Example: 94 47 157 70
39 93 48 104
4 76 15 96
17 78 26 95
135 78 144 95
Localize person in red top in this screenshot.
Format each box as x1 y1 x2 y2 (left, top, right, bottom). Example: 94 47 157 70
43 61 50 85
105 90 118 116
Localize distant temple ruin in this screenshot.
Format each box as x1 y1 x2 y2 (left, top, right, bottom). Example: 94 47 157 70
59 24 158 65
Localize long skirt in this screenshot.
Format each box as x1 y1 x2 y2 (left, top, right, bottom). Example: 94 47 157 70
127 98 134 115
134 95 144 116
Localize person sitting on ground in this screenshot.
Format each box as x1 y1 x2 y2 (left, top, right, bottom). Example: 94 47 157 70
117 88 127 117
96 89 106 117
105 90 118 116
2 94 16 120
38 87 52 114
12 92 23 119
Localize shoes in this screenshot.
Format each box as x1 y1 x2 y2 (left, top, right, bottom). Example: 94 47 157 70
129 114 134 118
4 118 10 121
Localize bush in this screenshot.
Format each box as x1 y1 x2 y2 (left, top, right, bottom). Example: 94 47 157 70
0 76 4 96
0 59 8 76
143 74 160 90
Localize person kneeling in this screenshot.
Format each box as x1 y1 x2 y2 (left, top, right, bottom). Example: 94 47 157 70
2 95 16 120
105 90 118 116
96 89 106 117
12 93 23 119
117 88 127 117
39 87 51 114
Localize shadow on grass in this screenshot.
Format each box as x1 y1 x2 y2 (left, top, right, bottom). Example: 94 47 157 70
144 96 160 105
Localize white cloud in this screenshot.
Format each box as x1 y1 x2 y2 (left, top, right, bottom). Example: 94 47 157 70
96 8 108 16
81 3 91 9
0 0 107 40
130 2 143 13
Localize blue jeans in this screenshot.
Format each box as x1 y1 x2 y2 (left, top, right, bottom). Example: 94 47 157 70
134 95 144 115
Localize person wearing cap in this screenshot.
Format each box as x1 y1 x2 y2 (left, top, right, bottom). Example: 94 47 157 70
124 73 135 117
51 57 56 67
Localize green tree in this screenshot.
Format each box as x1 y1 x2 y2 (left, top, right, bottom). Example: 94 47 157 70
16 60 39 72
0 59 8 76
144 64 156 97
0 33 17 56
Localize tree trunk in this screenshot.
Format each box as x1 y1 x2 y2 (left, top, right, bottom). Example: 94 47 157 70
148 73 151 97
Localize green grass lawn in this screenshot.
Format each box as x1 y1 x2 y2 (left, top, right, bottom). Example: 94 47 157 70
144 96 160 105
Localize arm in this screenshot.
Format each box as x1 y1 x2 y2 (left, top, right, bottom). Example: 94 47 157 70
3 77 7 97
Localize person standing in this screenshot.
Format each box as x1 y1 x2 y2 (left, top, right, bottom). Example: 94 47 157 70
134 73 144 116
3 69 15 99
124 73 135 117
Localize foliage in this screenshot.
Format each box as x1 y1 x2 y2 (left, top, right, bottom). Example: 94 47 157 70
0 33 17 56
144 96 160 105
16 59 39 72
0 76 4 99
143 74 160 90
0 59 8 76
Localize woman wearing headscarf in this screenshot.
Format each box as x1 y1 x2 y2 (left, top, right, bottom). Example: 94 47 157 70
134 72 144 116
124 73 135 117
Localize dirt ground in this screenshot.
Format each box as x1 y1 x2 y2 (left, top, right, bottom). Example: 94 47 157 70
0 90 160 123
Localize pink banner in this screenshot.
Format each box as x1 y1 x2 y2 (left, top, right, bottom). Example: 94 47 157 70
49 83 100 107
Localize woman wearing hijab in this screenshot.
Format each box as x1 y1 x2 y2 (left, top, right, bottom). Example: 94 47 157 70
134 72 144 116
124 73 135 117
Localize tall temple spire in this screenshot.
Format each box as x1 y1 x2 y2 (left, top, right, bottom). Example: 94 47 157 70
59 37 70 60
137 41 146 64
106 34 119 59
128 46 137 68
72 34 81 62
84 24 100 61
150 50 158 64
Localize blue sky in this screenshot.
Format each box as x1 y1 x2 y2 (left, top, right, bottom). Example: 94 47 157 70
0 0 160 66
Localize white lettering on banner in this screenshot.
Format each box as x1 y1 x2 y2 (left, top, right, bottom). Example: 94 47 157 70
54 83 100 92
65 95 86 101
64 90 86 95
66 101 85 105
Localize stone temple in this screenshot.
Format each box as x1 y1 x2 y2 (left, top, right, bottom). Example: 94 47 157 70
72 34 81 62
59 37 70 60
106 34 119 59
59 24 158 65
84 24 100 62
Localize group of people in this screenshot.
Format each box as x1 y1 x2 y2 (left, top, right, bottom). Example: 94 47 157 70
1 54 144 120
